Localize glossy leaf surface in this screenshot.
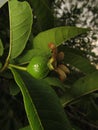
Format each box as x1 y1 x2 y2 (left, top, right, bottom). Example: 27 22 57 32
33 26 89 52
10 68 72 130
8 0 33 59
15 49 50 65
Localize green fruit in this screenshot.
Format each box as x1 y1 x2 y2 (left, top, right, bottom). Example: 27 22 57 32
27 56 50 79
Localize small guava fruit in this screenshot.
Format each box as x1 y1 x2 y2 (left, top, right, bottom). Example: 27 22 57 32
27 56 50 79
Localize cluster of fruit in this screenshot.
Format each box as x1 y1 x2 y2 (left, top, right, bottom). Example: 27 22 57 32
27 43 70 81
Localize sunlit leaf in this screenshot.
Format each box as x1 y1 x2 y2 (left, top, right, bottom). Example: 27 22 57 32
15 49 50 65
10 68 44 130
10 68 72 130
8 0 33 59
33 26 89 52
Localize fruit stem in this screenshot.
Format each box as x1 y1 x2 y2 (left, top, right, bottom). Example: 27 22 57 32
8 64 27 71
47 57 55 70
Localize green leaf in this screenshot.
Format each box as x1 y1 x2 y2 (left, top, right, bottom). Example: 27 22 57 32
28 0 54 31
61 71 98 106
0 0 8 8
8 0 33 59
60 46 96 74
33 26 89 52
10 68 44 130
10 68 72 130
44 77 66 92
15 49 50 65
0 39 4 56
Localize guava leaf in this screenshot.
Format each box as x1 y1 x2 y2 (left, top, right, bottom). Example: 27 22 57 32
10 68 44 130
61 71 98 106
60 46 96 74
28 0 54 31
15 49 51 65
44 77 66 92
0 0 8 8
0 39 4 56
8 0 33 59
10 68 72 130
33 26 89 52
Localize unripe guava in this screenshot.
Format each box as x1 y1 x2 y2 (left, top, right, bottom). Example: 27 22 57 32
27 56 49 79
